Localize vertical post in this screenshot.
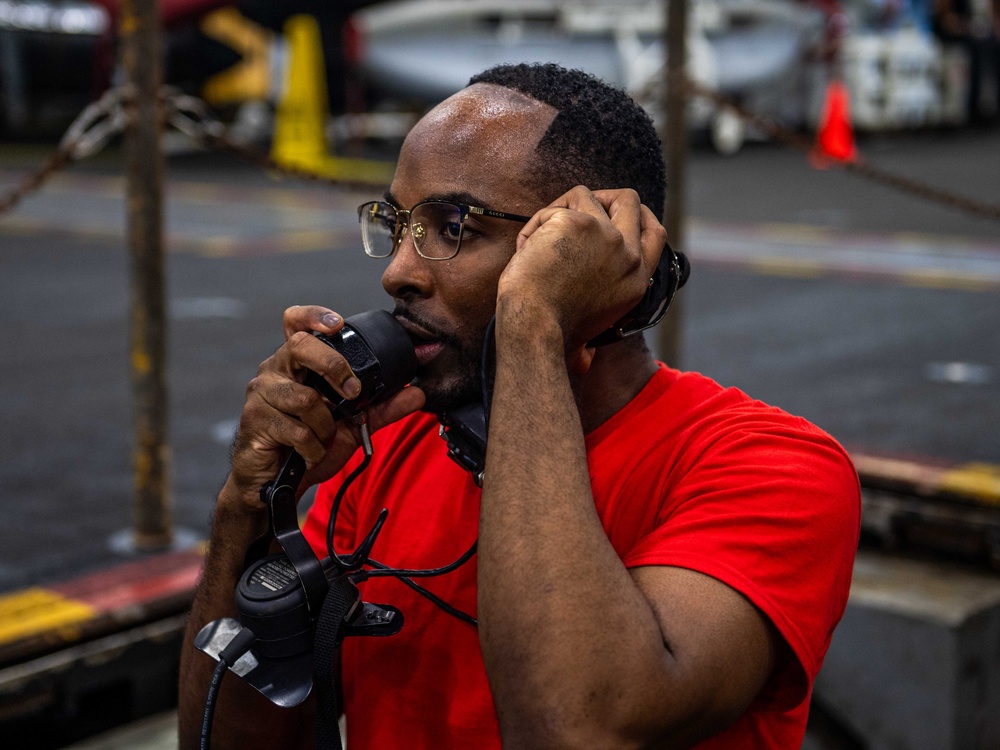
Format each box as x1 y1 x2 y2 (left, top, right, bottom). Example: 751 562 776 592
120 0 172 550
658 0 688 367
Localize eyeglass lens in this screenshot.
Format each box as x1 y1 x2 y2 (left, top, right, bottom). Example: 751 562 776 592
360 201 466 259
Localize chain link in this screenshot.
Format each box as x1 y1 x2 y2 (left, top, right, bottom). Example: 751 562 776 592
159 87 389 191
60 85 130 160
0 85 131 216
162 87 226 143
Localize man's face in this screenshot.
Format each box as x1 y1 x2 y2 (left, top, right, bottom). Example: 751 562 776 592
380 84 557 413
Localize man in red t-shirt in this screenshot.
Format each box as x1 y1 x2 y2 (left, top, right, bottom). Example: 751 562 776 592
179 62 860 749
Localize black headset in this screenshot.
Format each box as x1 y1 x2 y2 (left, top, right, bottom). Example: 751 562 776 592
588 242 691 347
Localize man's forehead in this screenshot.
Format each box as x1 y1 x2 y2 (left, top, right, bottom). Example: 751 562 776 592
393 84 557 210
424 83 555 128
409 84 555 156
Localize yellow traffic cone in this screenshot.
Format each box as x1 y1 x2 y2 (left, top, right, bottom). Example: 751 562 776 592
271 14 395 185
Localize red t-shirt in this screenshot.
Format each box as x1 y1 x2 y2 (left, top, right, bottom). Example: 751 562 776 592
302 365 860 749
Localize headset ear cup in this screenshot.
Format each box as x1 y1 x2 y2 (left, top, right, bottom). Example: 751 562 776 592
586 244 689 347
634 265 666 326
632 243 681 328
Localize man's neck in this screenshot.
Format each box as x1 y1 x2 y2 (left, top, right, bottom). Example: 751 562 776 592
576 342 660 435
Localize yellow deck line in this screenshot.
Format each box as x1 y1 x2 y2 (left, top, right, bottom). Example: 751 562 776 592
0 588 96 645
940 463 1000 506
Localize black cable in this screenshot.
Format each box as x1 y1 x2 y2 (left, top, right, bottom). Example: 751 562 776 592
200 627 256 750
200 659 227 750
362 540 478 578
349 540 479 627
360 565 478 627
322 316 496 629
481 315 496 433
323 442 479 626
325 450 372 566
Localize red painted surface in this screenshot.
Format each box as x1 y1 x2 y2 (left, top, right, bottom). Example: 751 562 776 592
49 548 204 613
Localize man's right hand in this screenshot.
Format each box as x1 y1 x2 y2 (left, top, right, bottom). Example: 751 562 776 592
182 303 424 750
226 305 426 510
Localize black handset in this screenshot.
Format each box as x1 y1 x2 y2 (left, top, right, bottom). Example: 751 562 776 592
439 402 488 487
303 309 418 419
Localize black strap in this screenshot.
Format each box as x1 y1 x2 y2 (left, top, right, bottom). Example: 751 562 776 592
313 576 358 750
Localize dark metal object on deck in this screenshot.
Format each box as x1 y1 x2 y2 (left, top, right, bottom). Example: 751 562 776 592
121 0 173 551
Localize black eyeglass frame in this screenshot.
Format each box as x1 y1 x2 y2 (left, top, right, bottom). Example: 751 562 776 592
358 199 534 260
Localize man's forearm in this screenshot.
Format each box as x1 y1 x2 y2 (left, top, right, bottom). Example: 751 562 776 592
478 307 674 749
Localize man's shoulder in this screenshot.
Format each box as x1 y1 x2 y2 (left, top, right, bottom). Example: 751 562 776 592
607 365 824 440
656 366 841 443
598 365 855 484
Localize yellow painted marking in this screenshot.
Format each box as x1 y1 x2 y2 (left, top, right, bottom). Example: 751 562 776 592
759 222 836 244
200 8 273 104
940 463 1000 506
901 270 996 292
195 236 241 257
0 589 96 645
749 257 825 278
276 229 350 253
891 230 992 248
0 218 41 236
132 351 152 375
0 215 120 242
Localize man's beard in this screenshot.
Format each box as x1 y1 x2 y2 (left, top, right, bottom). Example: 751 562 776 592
415 363 481 415
394 304 488 415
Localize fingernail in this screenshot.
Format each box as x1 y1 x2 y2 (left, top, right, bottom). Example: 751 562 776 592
321 313 341 329
345 377 362 398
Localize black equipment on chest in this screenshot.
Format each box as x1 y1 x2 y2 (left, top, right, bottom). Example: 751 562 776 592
194 310 417 748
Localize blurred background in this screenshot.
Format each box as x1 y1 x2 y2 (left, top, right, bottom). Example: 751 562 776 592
1 0 999 748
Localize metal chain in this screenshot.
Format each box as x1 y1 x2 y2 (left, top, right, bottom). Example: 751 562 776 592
0 85 130 216
159 87 281 175
61 86 130 160
679 75 1000 222
161 87 227 143
159 87 384 191
4 81 1000 221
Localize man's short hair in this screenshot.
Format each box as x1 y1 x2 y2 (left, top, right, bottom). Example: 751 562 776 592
468 62 666 221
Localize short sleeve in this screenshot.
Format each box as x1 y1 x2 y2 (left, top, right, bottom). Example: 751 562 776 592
624 422 861 710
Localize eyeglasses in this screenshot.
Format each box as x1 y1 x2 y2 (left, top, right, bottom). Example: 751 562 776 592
358 199 533 260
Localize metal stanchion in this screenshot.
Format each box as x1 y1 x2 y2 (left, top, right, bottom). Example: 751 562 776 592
120 0 172 551
658 0 688 367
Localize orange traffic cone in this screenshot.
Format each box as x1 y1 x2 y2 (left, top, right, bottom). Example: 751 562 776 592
811 79 858 168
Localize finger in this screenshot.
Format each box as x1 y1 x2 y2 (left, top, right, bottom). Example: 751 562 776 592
237 389 332 470
592 188 642 234
516 186 608 251
638 204 669 276
253 373 337 445
568 346 596 376
365 385 427 433
591 189 648 287
294 385 339 450
283 305 346 340
284 330 363 401
516 206 561 251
